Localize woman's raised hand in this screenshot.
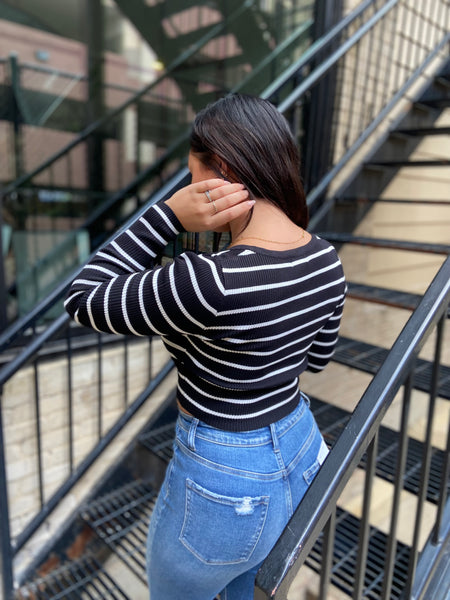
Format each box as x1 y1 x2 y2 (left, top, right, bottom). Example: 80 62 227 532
165 179 253 232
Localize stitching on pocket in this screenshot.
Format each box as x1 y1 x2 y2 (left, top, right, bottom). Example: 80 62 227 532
303 459 320 485
180 479 269 565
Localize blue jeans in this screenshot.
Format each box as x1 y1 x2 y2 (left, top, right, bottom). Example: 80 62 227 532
146 394 328 600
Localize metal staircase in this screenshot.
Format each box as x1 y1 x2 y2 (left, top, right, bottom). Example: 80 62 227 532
1 1 449 599
0 0 314 326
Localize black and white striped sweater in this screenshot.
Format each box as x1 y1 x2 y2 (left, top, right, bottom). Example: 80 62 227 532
65 201 346 431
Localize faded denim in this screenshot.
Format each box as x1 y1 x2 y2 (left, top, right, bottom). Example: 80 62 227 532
146 394 328 600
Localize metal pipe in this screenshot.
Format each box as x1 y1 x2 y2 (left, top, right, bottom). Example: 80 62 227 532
381 372 413 599
319 508 336 600
353 432 379 600
0 389 14 598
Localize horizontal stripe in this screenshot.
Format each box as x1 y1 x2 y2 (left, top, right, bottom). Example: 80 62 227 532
65 201 346 431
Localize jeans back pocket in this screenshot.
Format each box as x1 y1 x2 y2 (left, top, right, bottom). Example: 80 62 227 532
180 479 269 565
303 438 329 485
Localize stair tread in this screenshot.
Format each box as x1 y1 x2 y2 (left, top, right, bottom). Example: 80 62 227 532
393 126 450 136
346 281 421 311
15 553 131 600
366 159 450 167
334 336 450 400
307 507 411 599
346 280 450 317
318 232 450 254
80 479 157 583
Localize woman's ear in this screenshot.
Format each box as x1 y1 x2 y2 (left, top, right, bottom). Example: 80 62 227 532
213 155 229 179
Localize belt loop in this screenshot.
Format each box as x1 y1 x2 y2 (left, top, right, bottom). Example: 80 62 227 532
270 423 280 452
188 418 199 451
301 391 311 408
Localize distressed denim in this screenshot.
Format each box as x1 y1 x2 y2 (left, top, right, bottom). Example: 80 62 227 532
146 393 328 600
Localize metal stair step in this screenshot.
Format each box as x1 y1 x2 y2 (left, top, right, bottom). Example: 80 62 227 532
14 553 131 600
392 126 450 136
346 281 450 317
139 422 177 463
346 281 422 312
366 159 450 167
417 98 450 109
334 336 450 400
310 397 446 505
319 232 450 255
307 507 411 599
80 479 158 583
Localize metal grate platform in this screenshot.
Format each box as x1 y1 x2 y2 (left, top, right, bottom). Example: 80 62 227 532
319 232 450 255
367 159 450 167
139 422 176 464
15 554 131 600
80 479 157 583
310 397 446 505
307 508 411 600
334 336 450 400
346 281 450 318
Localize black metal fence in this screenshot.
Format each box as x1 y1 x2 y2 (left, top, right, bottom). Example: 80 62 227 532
255 255 450 600
265 0 450 215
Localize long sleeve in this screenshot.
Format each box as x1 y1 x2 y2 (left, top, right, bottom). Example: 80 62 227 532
65 217 346 431
306 287 346 372
64 201 220 337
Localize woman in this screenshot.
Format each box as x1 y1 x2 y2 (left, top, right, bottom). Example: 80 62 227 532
65 94 346 600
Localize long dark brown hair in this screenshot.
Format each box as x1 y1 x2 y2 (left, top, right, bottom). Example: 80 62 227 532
190 93 308 229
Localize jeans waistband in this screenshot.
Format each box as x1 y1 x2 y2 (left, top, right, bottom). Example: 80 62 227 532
177 392 310 448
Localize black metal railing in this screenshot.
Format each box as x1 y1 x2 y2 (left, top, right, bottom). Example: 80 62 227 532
0 0 449 597
255 255 450 600
262 0 450 216
0 172 184 600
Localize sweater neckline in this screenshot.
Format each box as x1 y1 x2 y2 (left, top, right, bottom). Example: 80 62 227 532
229 234 316 258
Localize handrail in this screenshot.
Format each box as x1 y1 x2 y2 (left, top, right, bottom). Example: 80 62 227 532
261 0 375 101
0 0 256 196
277 0 398 112
256 256 450 598
0 167 190 354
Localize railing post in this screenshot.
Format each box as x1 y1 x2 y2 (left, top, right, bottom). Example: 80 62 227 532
86 0 105 201
8 53 23 181
0 387 14 599
0 194 8 332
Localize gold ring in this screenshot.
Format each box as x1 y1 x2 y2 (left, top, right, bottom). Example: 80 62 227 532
204 190 212 203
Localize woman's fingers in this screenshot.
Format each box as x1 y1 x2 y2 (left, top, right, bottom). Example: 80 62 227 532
165 180 252 232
